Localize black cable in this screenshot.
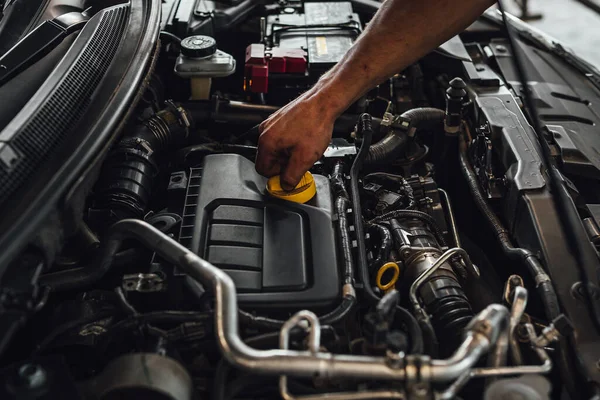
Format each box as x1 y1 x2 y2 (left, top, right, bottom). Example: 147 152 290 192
114 287 138 316
244 326 339 350
394 305 424 354
35 311 115 354
238 297 356 329
159 31 182 44
497 0 600 328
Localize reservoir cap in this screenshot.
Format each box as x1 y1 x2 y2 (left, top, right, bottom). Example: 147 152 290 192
267 172 316 204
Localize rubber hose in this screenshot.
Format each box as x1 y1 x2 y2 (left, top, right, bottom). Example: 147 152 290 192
417 316 439 357
365 107 445 164
349 114 379 304
375 291 424 354
394 306 425 354
368 224 393 270
458 133 579 391
458 135 554 297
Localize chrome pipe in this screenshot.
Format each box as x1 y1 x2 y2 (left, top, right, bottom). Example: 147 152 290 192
430 304 508 381
508 286 528 365
436 322 552 399
98 220 509 384
409 247 479 315
438 189 460 248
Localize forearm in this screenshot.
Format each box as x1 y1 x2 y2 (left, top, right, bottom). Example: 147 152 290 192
312 0 495 118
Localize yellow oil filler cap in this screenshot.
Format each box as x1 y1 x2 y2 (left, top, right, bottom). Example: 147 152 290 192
266 172 316 204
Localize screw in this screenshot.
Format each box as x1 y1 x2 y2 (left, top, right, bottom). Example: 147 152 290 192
17 364 46 389
496 45 507 53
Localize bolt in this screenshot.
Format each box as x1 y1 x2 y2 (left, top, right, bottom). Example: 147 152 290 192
17 364 46 390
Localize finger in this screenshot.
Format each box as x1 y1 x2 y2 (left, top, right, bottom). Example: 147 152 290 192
280 148 318 191
255 135 283 178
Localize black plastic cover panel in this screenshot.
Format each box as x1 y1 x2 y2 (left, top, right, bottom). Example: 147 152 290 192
188 154 339 307
491 38 600 180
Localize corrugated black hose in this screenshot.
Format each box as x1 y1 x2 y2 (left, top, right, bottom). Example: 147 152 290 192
350 114 378 304
365 108 445 164
459 123 578 394
458 134 558 315
331 161 355 286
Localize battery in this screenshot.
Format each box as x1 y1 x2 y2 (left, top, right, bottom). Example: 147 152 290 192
267 2 362 71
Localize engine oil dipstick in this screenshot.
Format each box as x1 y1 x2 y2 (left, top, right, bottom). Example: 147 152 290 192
266 171 317 203
376 262 401 293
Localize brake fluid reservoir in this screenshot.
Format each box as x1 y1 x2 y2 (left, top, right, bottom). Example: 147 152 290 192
174 35 236 100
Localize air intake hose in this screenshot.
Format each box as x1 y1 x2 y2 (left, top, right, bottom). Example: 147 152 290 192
365 107 445 164
93 101 191 222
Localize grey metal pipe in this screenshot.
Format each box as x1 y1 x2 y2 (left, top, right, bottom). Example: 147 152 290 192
92 219 508 383
430 305 509 381
409 247 480 316
509 286 528 365
438 189 460 248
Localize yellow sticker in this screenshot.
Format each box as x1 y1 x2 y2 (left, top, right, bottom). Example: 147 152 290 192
316 37 328 56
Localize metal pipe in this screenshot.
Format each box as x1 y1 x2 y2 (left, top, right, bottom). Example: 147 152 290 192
408 248 479 315
509 286 528 365
281 384 406 400
435 321 552 399
87 219 508 383
438 189 460 248
430 304 509 381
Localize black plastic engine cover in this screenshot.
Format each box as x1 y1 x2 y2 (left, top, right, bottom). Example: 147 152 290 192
187 154 339 307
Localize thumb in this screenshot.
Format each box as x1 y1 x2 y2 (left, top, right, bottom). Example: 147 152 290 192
280 149 315 191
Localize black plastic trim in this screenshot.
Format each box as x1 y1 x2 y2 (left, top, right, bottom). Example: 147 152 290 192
0 0 162 276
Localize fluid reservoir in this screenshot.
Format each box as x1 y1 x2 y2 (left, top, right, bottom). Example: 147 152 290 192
174 35 236 100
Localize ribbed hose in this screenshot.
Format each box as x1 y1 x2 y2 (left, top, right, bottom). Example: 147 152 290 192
458 134 556 304
427 292 473 350
350 114 378 304
365 108 445 164
94 103 190 222
331 162 354 285
458 132 580 391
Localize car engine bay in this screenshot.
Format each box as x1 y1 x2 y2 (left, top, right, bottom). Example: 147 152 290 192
3 0 600 399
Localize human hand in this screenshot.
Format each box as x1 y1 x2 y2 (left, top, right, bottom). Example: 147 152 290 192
255 90 337 190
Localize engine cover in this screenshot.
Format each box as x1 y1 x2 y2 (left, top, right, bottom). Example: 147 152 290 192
183 154 339 307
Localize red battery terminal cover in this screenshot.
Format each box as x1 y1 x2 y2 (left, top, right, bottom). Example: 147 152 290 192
244 44 307 93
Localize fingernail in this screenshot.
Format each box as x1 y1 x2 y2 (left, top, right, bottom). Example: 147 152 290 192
281 181 295 191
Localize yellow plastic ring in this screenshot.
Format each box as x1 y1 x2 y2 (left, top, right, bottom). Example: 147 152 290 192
376 262 400 292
